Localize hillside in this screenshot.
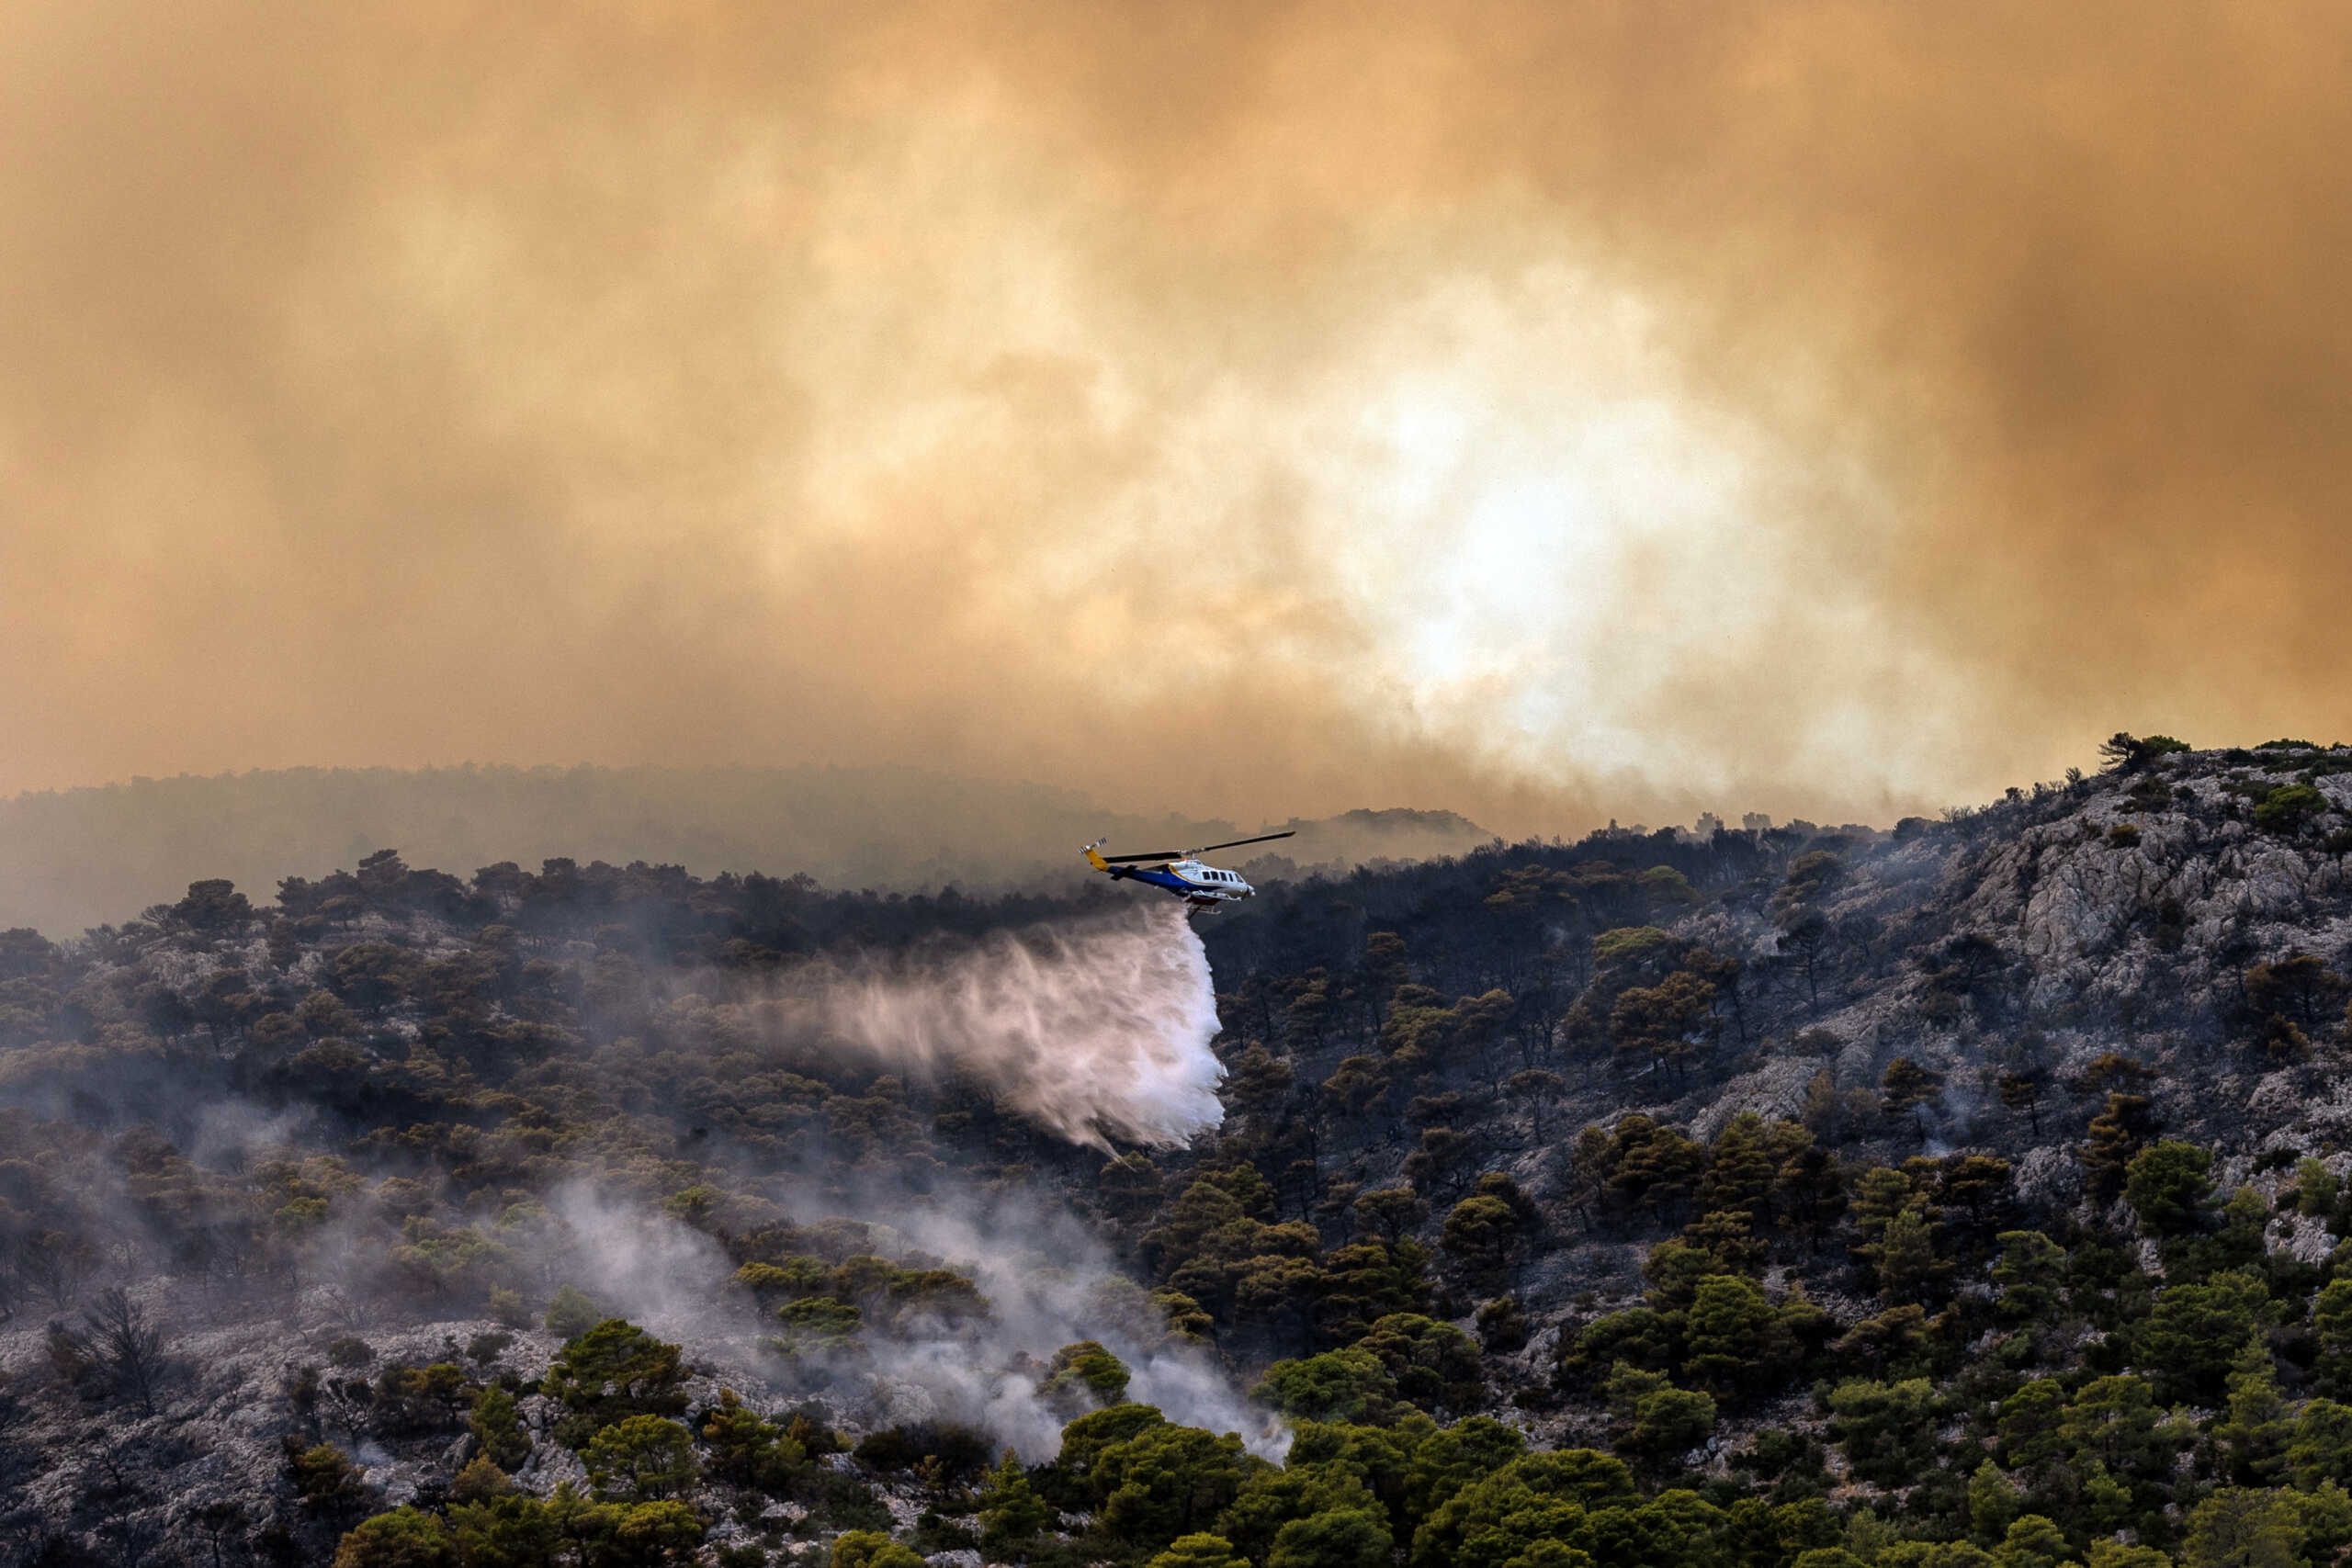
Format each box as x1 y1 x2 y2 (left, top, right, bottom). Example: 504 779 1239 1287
8 739 2352 1567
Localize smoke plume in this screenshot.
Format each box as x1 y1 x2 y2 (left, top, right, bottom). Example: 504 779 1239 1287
775 903 1226 1149
8 2 2349 831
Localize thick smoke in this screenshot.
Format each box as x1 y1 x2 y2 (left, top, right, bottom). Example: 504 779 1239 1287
774 903 1226 1148
13 3 2352 832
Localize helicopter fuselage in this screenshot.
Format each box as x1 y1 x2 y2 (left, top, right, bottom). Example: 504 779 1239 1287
1083 830 1293 913
1083 840 1269 913
1107 856 1254 912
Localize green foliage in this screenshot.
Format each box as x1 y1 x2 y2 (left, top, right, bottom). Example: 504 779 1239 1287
2300 1158 2340 1216
448 1456 513 1505
469 1382 531 1471
830 1529 925 1568
1995 1515 2073 1568
331 1507 452 1568
1057 1403 1171 1484
1826 1379 1937 1486
289 1441 374 1518
2138 1270 2276 1403
2060 1375 2174 1481
2312 1279 2352 1398
1255 1347 1400 1425
1594 927 1674 963
374 1361 472 1434
1876 1206 1946 1303
1087 1420 1268 1556
1777 852 1847 914
977 1450 1057 1554
545 1284 605 1338
583 1416 697 1500
698 1389 804 1491
2182 1487 2303 1568
1442 1193 1527 1281
1601 1363 1715 1465
772 1293 865 1354
1679 1273 1774 1393
2216 1336 2290 1485
541 1319 689 1442
2287 1399 2352 1488
1965 1460 2020 1545
1148 1535 1251 1568
1357 1313 1484 1413
1268 1506 1394 1568
1318 1241 1434 1341
2099 733 2191 773
1408 1450 1636 1568
2254 784 2329 835
1996 1379 2065 1468
2127 1141 2217 1235
1043 1339 1133 1411
1992 1231 2068 1324
1561 1305 1679 1384
734 1257 831 1301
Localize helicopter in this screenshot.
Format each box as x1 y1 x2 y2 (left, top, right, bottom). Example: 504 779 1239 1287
1082 830 1296 913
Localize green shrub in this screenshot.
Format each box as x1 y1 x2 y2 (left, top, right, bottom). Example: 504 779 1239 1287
2256 783 2329 834
544 1285 604 1338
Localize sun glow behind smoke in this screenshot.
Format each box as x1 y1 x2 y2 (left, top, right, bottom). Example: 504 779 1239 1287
9 6 2352 823
778 902 1226 1148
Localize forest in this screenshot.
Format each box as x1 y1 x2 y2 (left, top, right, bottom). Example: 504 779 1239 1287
10 737 2352 1568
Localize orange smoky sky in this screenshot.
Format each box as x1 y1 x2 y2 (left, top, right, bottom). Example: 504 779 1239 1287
3 1 2348 834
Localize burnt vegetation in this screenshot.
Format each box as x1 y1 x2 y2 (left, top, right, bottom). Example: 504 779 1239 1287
12 739 2352 1564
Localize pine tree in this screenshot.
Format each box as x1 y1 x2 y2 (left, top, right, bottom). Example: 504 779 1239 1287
977 1450 1055 1555
2216 1335 2290 1485
1966 1459 2021 1545
468 1383 530 1471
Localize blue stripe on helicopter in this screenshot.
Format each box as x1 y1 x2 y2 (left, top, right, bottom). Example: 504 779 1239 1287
1115 867 1225 894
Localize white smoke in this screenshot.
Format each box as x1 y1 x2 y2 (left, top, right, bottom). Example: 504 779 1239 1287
876 1195 1293 1461
775 902 1227 1147
544 1182 741 1334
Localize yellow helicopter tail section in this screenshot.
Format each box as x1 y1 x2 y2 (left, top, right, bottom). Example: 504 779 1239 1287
1082 838 1112 873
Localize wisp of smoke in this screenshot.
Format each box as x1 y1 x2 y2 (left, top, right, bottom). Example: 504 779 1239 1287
774 903 1226 1148
879 1191 1293 1461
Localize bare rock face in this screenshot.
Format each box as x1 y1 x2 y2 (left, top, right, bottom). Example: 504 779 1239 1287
1687 1055 1820 1143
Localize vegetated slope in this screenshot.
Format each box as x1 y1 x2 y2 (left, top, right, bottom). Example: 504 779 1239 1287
0 762 1492 936
9 739 2352 1567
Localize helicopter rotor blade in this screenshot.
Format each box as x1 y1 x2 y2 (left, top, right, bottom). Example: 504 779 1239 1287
1099 851 1182 863
1187 830 1297 855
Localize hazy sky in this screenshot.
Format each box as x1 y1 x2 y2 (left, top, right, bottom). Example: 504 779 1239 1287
5 1 2347 833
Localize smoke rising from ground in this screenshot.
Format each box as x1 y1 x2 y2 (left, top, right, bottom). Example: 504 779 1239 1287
8 4 2352 834
854 1195 1288 1461
774 903 1226 1149
538 1169 1283 1461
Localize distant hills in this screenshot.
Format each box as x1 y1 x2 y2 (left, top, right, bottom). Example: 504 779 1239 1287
0 764 1494 935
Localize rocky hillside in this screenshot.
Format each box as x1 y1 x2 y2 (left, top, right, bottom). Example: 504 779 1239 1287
10 738 2352 1568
